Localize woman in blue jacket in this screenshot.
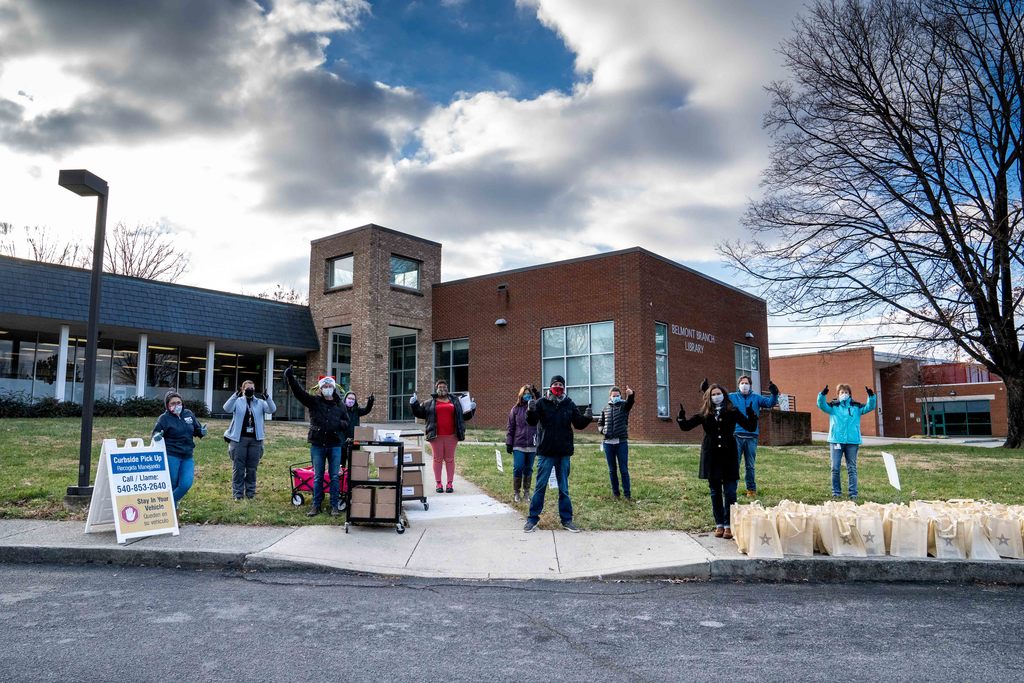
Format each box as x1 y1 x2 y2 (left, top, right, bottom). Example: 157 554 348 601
153 391 207 506
223 379 276 500
816 383 876 500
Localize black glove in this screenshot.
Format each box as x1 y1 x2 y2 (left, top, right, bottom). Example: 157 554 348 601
283 365 293 379
261 391 269 401
583 406 593 419
768 381 779 397
506 444 513 454
820 385 829 395
865 386 875 397
699 377 709 393
677 402 686 420
368 393 375 401
746 406 757 419
527 398 537 412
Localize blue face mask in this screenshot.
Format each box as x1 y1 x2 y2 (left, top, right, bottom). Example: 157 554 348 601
610 396 623 404
523 393 532 401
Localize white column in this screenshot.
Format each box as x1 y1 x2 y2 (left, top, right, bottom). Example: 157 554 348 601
55 325 70 402
136 333 148 397
264 348 275 421
205 341 215 413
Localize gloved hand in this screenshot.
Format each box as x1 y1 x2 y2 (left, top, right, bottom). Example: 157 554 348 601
283 365 293 379
699 377 709 393
677 402 686 420
368 393 374 401
746 406 758 419
410 392 418 405
527 398 537 412
506 444 513 454
821 385 829 395
152 431 164 443
261 391 269 400
583 405 593 419
865 386 875 397
768 381 779 396
200 424 208 437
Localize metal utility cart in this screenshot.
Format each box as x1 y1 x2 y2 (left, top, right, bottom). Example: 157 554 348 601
399 430 428 511
344 439 407 534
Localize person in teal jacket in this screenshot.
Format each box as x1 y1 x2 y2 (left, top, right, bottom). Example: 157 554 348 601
816 383 876 499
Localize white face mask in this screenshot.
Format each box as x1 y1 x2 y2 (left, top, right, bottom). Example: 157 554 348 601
170 404 182 415
839 393 850 402
739 383 751 395
321 387 335 398
711 394 724 405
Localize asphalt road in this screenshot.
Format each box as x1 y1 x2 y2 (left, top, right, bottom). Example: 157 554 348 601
1 564 1021 682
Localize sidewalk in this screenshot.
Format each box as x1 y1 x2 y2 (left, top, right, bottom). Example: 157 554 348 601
1 474 1021 583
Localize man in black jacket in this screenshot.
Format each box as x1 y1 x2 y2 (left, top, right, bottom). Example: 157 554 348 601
524 375 593 533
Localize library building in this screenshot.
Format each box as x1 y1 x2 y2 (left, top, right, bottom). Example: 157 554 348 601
0 223 799 443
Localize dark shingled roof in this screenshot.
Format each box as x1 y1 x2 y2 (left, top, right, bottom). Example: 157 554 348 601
0 256 318 350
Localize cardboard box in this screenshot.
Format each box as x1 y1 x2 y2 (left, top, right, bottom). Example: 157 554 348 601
349 502 372 518
376 488 397 507
401 484 424 498
350 487 372 505
353 426 375 442
377 466 398 482
402 469 423 487
372 449 424 467
349 465 369 482
372 451 396 468
349 449 369 468
400 448 423 465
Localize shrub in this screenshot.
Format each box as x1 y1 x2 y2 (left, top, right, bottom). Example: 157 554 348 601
0 392 31 418
121 397 165 417
184 399 210 418
93 399 126 417
29 397 82 418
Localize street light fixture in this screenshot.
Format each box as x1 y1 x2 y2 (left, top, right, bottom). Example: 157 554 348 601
58 169 108 505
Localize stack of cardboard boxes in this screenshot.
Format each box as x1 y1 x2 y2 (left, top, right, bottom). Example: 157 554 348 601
349 425 400 521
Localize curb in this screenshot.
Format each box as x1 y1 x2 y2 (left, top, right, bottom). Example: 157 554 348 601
0 545 248 571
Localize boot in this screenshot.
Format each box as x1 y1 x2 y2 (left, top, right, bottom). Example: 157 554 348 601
306 505 321 517
513 475 522 503
523 474 533 501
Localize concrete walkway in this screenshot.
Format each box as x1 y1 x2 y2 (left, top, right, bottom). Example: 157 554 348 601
1 474 1021 583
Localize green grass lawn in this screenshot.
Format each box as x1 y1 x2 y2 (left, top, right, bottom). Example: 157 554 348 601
1 418 1022 531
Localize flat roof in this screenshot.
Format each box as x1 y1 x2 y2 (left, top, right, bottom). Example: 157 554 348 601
434 246 765 302
311 223 443 248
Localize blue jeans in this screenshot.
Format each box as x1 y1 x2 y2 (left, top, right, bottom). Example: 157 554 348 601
602 441 630 497
830 443 859 497
708 478 738 527
512 450 536 480
168 455 195 505
736 436 758 492
528 455 572 524
311 445 342 509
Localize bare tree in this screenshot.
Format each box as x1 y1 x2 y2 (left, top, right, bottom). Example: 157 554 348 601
22 225 86 266
723 0 1024 447
102 221 189 281
256 284 308 305
0 222 14 257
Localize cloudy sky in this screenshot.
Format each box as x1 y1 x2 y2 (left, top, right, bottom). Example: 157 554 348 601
0 0 857 356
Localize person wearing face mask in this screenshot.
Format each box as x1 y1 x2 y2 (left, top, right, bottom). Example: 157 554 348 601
505 383 540 503
340 390 375 443
677 384 758 540
817 383 876 500
597 385 636 500
152 391 208 506
523 375 594 533
411 378 476 493
283 366 349 517
223 380 276 500
702 375 780 498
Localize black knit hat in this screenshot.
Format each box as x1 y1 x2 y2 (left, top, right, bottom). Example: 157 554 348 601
549 375 566 386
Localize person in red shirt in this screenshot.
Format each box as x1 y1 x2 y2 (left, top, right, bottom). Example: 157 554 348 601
411 378 476 493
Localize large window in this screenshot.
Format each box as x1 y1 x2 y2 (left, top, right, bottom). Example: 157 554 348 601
434 338 469 394
145 345 179 399
734 343 761 391
655 322 669 417
326 254 354 289
389 334 417 420
330 330 351 390
926 400 992 437
274 355 307 420
390 255 420 290
541 322 614 409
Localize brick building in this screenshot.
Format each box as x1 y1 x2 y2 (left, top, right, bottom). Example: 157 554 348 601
771 347 1007 438
306 224 789 443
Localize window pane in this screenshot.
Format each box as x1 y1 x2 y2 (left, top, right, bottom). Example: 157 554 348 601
590 322 614 354
542 328 565 357
328 255 353 288
655 323 668 355
542 358 565 384
657 386 669 417
590 353 614 385
566 386 588 406
452 366 469 393
735 344 743 368
945 401 966 413
435 367 451 387
390 256 420 289
749 348 759 371
390 372 400 395
966 400 989 412
591 386 613 408
566 356 590 385
656 356 667 384
403 344 417 368
566 325 589 355
452 339 469 366
402 371 416 394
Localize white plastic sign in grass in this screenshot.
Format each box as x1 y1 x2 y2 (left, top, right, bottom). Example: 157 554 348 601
881 451 901 491
494 449 504 473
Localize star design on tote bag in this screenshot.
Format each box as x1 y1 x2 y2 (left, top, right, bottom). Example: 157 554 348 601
997 535 1010 546
760 534 771 546
841 535 852 545
943 537 954 547
863 532 875 544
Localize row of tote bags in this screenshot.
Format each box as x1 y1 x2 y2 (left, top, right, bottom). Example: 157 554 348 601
731 499 1024 560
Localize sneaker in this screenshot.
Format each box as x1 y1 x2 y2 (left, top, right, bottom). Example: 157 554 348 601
722 528 734 540
233 496 243 501
446 486 454 493
849 495 858 501
435 486 444 494
523 519 538 533
330 506 341 517
624 494 632 501
714 527 725 538
306 506 321 517
561 520 581 533
832 493 842 499
746 489 757 497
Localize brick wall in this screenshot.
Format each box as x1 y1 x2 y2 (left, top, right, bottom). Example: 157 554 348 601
900 381 1008 438
770 348 879 436
760 410 812 445
879 360 921 437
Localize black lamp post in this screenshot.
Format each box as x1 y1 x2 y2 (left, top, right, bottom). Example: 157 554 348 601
58 169 108 504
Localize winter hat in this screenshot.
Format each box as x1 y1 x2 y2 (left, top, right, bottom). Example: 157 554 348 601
317 375 336 391
549 375 566 386
164 391 183 409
